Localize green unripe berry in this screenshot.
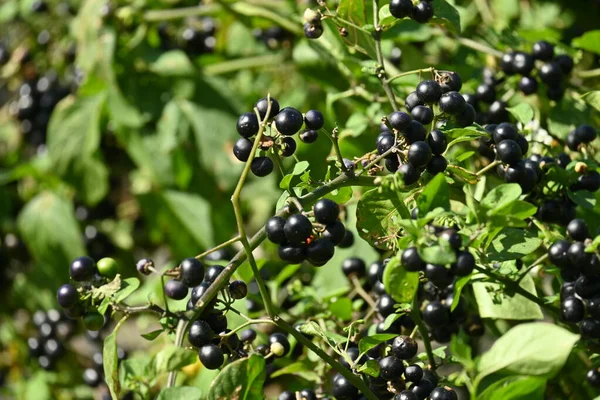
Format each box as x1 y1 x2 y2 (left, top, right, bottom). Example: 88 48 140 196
97 257 119 279
83 312 105 331
270 342 285 357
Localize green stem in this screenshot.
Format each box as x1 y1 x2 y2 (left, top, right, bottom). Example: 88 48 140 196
411 296 436 370
195 235 241 259
323 129 349 173
222 318 275 336
578 68 600 79
372 0 399 111
167 318 188 387
455 36 503 58
386 67 435 84
323 14 372 34
203 54 287 76
476 160 500 176
516 253 549 283
275 318 378 400
160 275 170 315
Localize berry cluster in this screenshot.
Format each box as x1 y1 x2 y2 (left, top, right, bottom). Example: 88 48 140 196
500 41 574 100
27 310 75 370
234 97 324 177
180 18 217 56
266 199 352 265
56 256 118 328
389 0 435 24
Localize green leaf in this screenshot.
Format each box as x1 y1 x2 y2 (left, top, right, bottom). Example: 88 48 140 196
507 104 534 125
207 355 266 400
572 30 600 55
335 0 377 59
379 4 396 26
114 278 141 303
582 91 600 113
280 161 310 190
481 184 522 210
329 297 353 321
476 323 579 383
157 387 204 400
451 275 472 311
17 191 86 284
383 256 419 303
150 50 195 76
153 345 197 375
356 188 410 250
490 200 537 220
487 228 543 261
356 359 380 377
420 245 457 264
568 189 597 209
417 174 450 217
432 0 461 34
141 329 164 341
477 375 546 400
104 317 128 399
359 334 397 355
473 274 543 320
23 372 51 400
270 360 320 382
162 190 214 250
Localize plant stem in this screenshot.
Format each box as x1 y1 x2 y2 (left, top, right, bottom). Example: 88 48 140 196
455 36 503 58
203 53 287 76
111 302 177 318
195 236 242 259
275 318 378 400
351 275 377 308
386 67 435 84
167 318 187 387
323 13 372 34
222 318 275 336
372 0 399 111
476 160 500 176
323 128 349 174
578 68 600 79
516 253 549 283
411 296 436 370
160 275 170 315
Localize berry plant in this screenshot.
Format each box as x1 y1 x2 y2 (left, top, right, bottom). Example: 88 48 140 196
2 0 600 399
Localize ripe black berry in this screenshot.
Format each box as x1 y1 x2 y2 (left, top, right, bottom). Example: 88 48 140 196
580 318 600 339
408 141 432 168
411 105 434 125
539 62 562 85
281 137 297 157
188 320 213 347
250 156 273 177
404 121 427 144
323 221 346 245
83 368 101 387
451 251 475 276
427 155 447 175
429 387 458 400
379 356 405 381
313 199 339 225
233 138 253 162
240 329 257 343
339 229 354 248
307 239 335 265
165 280 188 300
587 369 600 387
255 97 280 120
278 244 307 263
423 301 450 327
519 76 538 95
455 103 476 127
402 247 425 272
57 284 78 309
405 91 424 111
439 91 466 115
416 80 442 104
199 344 224 369
367 261 385 286
548 239 570 268
532 40 554 61
555 55 574 75
515 135 529 156
476 83 496 104
70 256 97 281
567 218 589 241
412 1 434 23
396 390 419 400
228 280 247 299
204 265 225 284
298 389 317 400
304 109 324 130
180 258 205 287
266 216 287 244
496 140 522 166
399 163 420 185
568 241 592 266
332 373 359 399
439 71 462 93
377 133 396 154
575 125 597 143
391 336 418 359
428 129 447 155
299 129 318 143
512 51 534 75
304 22 323 39
389 111 412 131
275 107 304 135
389 0 413 18
236 112 259 138
378 294 397 317
575 171 600 192
440 229 461 250
342 257 366 278
404 364 423 382
575 275 600 299
284 214 313 244
493 123 518 144
561 297 585 323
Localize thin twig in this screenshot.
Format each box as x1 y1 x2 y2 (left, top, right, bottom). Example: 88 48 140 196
456 36 503 58
476 160 500 176
411 296 436 370
386 67 435 84
195 236 241 260
372 0 399 111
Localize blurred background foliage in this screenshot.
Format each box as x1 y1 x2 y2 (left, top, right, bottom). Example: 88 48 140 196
0 0 599 398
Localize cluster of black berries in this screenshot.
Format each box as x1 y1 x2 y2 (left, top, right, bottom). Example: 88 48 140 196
27 310 75 370
303 9 324 39
180 19 217 55
500 41 573 100
389 0 435 24
376 72 469 183
266 199 353 266
56 256 118 328
7 73 70 147
253 26 294 50
234 96 325 177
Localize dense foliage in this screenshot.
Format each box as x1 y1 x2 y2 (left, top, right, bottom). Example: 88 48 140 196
1 0 600 399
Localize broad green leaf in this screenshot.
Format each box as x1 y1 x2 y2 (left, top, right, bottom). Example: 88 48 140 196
280 161 310 189
23 372 51 400
150 50 195 76
383 256 419 303
153 345 197 374
432 0 461 34
356 359 380 377
207 355 266 400
451 275 472 311
582 91 600 113
104 317 128 399
477 375 546 400
487 228 543 261
162 190 214 250
329 297 353 321
335 0 377 59
157 387 204 400
141 329 164 341
572 30 600 55
420 245 457 264
472 274 543 320
507 104 534 125
445 127 488 148
379 4 396 26
356 188 410 250
417 173 450 217
17 191 86 284
476 323 579 382
359 334 397 355
490 200 537 220
270 360 320 382
481 184 522 210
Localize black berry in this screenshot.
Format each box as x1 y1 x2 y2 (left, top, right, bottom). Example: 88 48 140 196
313 199 339 225
391 336 418 359
439 91 466 115
416 80 442 104
496 140 522 166
70 256 97 281
275 107 304 136
164 280 188 300
304 109 324 130
199 344 224 369
255 97 280 120
428 129 447 155
379 356 405 381
266 216 287 244
250 156 273 177
204 265 225 284
180 258 205 287
57 284 78 309
284 214 313 244
233 138 253 162
236 112 259 138
299 129 318 143
188 320 213 347
412 1 434 23
389 0 413 19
